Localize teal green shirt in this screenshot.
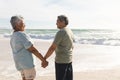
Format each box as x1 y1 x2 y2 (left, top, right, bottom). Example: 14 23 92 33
10 31 34 71
53 27 74 63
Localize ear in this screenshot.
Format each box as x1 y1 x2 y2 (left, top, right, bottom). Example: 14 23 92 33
14 23 20 30
15 22 19 27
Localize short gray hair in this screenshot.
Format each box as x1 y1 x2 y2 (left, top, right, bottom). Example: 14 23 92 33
58 15 69 25
10 15 24 29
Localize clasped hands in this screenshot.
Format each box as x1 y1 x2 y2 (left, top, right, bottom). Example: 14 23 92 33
41 58 48 68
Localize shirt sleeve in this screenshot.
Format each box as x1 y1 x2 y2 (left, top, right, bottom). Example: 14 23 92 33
19 32 33 49
53 30 65 45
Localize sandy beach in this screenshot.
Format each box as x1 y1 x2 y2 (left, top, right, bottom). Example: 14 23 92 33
0 36 120 80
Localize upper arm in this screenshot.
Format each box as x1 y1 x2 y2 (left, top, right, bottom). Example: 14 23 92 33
53 31 64 45
19 33 33 49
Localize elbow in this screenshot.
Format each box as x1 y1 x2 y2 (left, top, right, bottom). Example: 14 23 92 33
27 46 37 53
30 49 36 53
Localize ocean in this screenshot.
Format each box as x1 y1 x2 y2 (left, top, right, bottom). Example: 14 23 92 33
1 29 120 46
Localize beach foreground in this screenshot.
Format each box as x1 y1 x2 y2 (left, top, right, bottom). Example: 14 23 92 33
0 36 120 80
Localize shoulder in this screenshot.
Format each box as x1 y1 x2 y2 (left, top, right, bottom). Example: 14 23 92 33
13 31 28 39
18 31 27 37
57 29 66 35
55 30 65 38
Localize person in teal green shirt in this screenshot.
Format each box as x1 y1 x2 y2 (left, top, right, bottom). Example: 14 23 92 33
10 15 48 80
43 15 74 80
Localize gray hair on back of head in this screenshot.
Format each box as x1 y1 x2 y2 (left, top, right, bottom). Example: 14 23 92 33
58 15 69 25
10 15 24 29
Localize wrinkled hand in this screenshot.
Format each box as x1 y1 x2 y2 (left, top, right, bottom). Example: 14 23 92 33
41 60 48 68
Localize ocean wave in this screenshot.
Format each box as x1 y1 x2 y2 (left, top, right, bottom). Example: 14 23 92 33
75 38 120 46
28 33 54 40
3 33 11 38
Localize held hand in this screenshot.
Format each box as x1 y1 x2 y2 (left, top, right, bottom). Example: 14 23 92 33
41 60 48 68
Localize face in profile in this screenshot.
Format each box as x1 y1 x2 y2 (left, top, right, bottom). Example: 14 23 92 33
15 19 25 31
56 19 65 29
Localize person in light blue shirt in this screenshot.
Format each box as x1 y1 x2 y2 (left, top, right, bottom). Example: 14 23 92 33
10 15 48 80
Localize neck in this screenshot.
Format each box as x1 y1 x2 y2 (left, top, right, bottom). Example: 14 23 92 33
14 30 23 32
58 26 66 29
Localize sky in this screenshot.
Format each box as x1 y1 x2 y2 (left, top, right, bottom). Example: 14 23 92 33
0 0 120 29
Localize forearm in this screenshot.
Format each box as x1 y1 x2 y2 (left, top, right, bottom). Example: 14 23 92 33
44 48 54 59
27 45 45 62
32 50 45 62
44 44 56 59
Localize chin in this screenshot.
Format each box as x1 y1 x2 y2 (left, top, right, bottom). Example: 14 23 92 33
57 26 61 29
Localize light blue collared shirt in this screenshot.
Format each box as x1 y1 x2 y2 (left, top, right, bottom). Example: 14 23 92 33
10 31 34 71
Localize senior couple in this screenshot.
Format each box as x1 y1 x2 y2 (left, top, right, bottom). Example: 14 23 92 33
10 15 74 80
